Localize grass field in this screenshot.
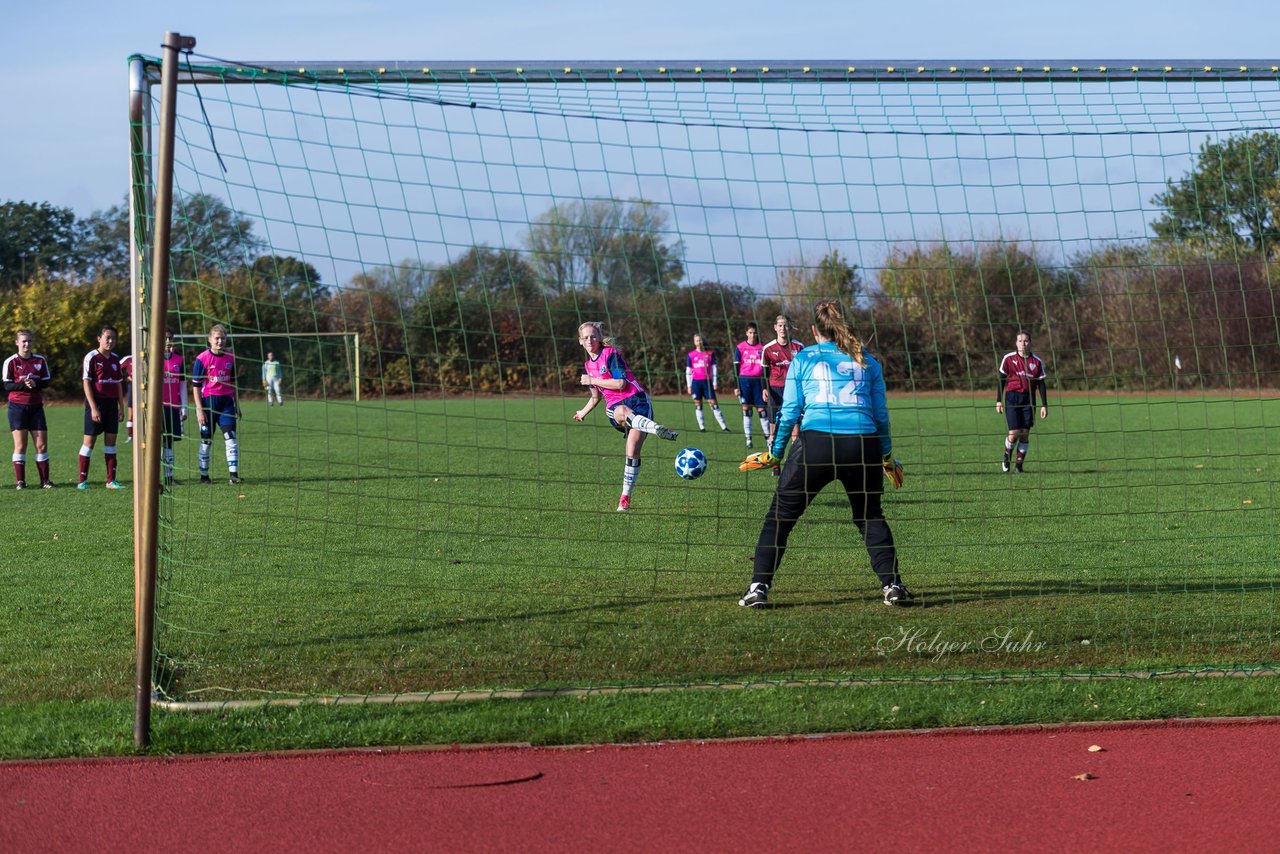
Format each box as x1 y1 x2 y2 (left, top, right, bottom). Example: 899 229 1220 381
3 392 1277 757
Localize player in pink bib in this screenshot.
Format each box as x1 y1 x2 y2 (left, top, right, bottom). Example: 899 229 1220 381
160 332 190 487
192 324 242 485
573 321 678 512
686 333 729 433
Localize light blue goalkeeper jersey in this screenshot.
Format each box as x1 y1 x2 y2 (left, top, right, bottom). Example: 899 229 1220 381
262 359 281 383
770 341 891 458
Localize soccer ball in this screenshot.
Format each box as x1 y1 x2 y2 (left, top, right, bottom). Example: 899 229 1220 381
674 447 708 480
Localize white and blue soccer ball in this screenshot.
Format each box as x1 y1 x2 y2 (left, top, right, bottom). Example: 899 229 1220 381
674 447 708 480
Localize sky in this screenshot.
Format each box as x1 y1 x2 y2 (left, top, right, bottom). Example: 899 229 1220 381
4 0 1279 217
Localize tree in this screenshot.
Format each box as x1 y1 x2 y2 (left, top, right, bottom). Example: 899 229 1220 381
0 201 78 288
76 200 132 282
775 249 862 316
526 199 683 293
170 193 262 281
1151 131 1280 258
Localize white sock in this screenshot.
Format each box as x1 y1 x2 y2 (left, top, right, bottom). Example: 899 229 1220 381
199 441 211 474
627 413 661 435
622 457 640 497
743 414 753 439
713 406 728 430
695 408 706 429
1005 439 1014 453
759 412 770 436
225 437 239 472
163 447 174 479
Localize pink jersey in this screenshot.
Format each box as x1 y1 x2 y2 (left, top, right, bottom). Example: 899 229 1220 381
163 351 185 408
585 346 645 409
193 350 236 398
735 341 764 377
687 349 716 381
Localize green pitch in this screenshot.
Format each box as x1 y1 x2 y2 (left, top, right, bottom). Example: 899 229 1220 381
135 393 1278 699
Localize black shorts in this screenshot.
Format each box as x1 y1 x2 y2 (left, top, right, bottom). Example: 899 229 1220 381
766 385 785 423
1003 391 1036 430
8 402 47 432
163 406 184 440
84 397 121 436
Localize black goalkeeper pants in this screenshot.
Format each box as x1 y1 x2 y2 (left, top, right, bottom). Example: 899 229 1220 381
752 430 900 590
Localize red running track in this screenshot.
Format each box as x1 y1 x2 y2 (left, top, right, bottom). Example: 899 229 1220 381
3 719 1278 852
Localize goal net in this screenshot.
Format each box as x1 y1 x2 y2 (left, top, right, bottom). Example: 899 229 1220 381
135 53 1280 706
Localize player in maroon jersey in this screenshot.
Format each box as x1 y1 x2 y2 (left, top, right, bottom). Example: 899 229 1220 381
78 324 127 490
996 332 1049 473
3 329 54 489
120 353 134 443
761 315 804 459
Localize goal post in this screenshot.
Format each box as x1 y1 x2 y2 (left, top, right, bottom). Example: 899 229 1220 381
131 42 1280 744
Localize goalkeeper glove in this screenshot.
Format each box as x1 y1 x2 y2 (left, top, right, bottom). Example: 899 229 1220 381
882 455 904 489
739 451 781 472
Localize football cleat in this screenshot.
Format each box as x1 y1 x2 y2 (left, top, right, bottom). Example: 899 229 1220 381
229 474 243 485
616 495 631 512
739 582 770 608
655 425 679 441
14 481 25 490
40 481 55 489
1015 464 1024 474
76 481 89 490
105 480 126 490
1001 458 1010 473
745 438 753 449
199 474 213 484
882 584 914 606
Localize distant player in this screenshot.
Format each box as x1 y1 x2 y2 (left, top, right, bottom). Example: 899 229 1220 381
4 329 54 489
120 352 134 443
734 322 769 449
161 333 189 487
761 314 804 471
686 333 729 433
192 323 242 485
262 351 284 406
997 331 1049 473
573 321 678 512
79 324 127 490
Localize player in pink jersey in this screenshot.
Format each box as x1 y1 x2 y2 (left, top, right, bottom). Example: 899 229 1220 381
192 324 242 485
686 333 729 433
573 321 678 512
160 333 190 487
733 322 769 449
78 324 126 490
996 331 1049 473
4 329 54 489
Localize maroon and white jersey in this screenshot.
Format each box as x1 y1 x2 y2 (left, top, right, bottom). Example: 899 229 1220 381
998 351 1047 395
762 339 804 388
121 354 134 382
3 353 51 406
83 349 124 400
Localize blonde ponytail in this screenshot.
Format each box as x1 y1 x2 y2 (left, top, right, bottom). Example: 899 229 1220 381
813 299 865 367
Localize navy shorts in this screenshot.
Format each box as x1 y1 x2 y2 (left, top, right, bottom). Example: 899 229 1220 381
1003 391 1036 430
202 394 238 436
606 393 652 435
8 402 47 432
163 406 184 440
690 379 717 402
84 397 121 436
738 377 766 407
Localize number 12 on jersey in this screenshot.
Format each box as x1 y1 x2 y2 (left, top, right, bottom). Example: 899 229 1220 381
812 360 863 407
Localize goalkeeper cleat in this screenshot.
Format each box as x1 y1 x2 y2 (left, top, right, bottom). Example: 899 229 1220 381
655 425 678 441
882 583 914 606
616 495 631 512
738 582 770 608
105 480 126 490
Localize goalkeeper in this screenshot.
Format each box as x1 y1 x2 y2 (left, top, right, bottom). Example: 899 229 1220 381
737 298 911 608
